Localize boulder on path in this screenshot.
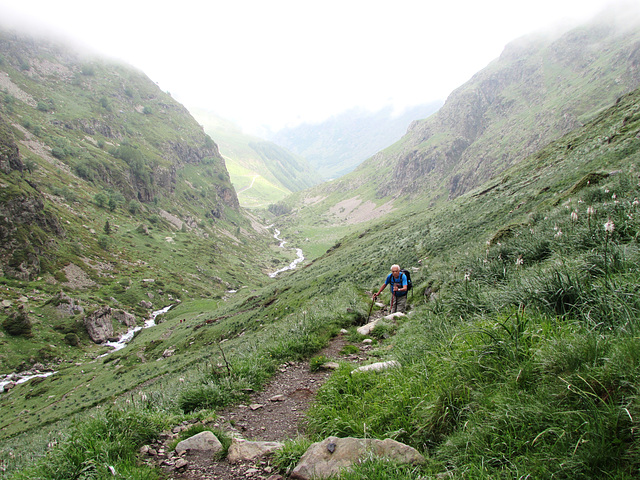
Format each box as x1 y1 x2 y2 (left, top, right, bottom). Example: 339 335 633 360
175 431 223 456
227 438 283 464
357 312 405 336
291 436 425 480
351 360 401 374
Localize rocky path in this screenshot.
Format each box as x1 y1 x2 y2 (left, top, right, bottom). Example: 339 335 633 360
150 326 376 480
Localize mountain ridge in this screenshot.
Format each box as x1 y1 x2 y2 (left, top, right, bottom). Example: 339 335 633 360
267 102 442 180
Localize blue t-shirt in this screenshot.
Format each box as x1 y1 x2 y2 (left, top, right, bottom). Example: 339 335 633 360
385 272 407 296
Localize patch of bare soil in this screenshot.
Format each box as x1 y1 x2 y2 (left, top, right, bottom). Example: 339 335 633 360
151 321 380 480
328 196 396 225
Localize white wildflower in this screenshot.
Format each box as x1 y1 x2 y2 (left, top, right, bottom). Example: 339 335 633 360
587 206 595 216
515 256 524 266
464 272 471 282
555 229 563 238
571 211 578 222
604 220 615 233
612 193 617 200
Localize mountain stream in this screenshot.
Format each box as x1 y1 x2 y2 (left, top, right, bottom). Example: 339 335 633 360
268 227 305 277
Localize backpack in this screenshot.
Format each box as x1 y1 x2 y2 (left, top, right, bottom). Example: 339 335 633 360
400 269 413 291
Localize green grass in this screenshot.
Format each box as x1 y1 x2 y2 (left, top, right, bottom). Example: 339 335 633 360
9 406 167 480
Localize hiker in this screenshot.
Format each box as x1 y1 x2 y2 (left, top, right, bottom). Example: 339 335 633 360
373 264 408 313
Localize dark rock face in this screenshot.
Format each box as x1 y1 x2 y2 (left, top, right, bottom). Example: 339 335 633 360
377 20 640 200
0 192 64 280
0 113 23 174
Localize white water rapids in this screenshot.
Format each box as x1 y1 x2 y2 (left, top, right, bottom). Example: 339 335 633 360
0 304 174 392
268 228 305 277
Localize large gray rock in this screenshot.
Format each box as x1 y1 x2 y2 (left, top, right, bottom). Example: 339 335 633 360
175 431 223 456
83 306 113 343
227 438 283 464
83 306 137 343
291 436 425 480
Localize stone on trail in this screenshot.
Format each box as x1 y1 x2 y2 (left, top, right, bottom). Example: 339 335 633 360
320 361 340 370
383 312 406 320
175 431 223 456
356 318 381 336
291 436 425 480
174 458 189 470
227 438 284 464
351 360 401 374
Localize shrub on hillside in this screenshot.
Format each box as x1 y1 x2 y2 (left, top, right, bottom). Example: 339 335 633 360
2 307 32 336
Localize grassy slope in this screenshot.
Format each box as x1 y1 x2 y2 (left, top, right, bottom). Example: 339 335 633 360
0 30 295 445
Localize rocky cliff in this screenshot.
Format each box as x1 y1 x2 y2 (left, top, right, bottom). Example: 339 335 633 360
373 14 640 200
0 28 248 281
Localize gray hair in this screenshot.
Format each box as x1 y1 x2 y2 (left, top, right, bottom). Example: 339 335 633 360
391 264 400 271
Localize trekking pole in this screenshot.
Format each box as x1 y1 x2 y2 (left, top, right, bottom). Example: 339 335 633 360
366 296 375 323
390 288 394 313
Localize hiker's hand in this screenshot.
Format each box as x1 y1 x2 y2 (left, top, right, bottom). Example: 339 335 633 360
372 293 378 300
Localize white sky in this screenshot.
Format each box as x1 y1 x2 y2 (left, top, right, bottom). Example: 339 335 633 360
0 0 622 134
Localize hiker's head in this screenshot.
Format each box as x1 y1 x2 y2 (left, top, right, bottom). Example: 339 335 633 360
391 264 400 277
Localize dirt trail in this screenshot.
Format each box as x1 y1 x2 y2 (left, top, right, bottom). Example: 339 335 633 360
153 315 382 480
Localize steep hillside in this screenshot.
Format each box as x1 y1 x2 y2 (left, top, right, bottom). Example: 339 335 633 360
268 103 442 180
379 11 640 200
0 30 292 377
191 109 320 208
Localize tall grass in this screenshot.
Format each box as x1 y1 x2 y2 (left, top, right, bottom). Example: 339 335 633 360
10 407 166 480
306 175 640 478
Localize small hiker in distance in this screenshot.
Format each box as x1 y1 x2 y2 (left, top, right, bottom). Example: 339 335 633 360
373 264 410 314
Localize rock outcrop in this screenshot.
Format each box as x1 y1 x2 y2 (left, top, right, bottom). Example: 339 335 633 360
83 306 137 343
0 114 22 174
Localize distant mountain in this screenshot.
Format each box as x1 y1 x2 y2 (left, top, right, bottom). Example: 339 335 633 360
190 109 321 208
267 103 442 180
